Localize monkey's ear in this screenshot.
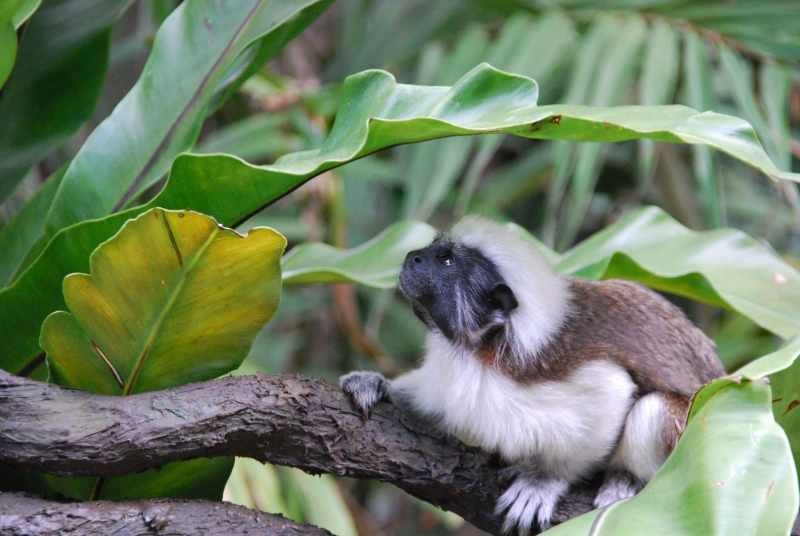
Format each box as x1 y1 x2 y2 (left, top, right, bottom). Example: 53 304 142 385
491 283 518 314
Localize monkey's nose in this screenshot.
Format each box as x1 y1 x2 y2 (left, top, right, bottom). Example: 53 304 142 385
403 250 427 271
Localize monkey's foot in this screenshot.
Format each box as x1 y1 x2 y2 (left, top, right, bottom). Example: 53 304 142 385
339 371 390 419
593 470 640 508
495 470 569 535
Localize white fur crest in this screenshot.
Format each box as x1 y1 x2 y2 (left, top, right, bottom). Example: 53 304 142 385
392 332 638 481
450 216 571 359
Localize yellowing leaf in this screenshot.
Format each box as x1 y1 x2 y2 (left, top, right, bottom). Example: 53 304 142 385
41 208 286 395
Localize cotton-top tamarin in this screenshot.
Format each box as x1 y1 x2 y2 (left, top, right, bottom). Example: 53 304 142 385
340 217 724 534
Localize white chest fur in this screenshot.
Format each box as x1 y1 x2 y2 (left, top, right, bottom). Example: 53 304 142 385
391 333 638 481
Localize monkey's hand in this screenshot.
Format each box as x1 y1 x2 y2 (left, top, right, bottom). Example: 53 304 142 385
339 371 391 419
494 467 569 535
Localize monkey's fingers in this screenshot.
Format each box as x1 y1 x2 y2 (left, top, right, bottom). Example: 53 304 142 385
495 473 569 535
338 371 390 420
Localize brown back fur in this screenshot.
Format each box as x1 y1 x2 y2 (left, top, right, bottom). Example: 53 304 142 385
479 278 724 397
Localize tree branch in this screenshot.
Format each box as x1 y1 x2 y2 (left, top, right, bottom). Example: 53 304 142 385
0 492 332 535
0 369 600 534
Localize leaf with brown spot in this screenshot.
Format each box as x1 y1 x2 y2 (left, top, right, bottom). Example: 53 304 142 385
783 400 800 416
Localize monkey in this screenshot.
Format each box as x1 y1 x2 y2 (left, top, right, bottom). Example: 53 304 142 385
340 216 724 534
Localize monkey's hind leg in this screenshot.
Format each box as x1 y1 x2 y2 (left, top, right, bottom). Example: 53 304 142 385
495 466 569 535
595 392 689 508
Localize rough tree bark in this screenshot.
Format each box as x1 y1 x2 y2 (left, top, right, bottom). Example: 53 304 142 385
0 492 333 535
0 369 600 535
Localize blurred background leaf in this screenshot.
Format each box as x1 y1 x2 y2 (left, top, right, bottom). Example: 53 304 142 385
0 0 135 202
224 458 358 536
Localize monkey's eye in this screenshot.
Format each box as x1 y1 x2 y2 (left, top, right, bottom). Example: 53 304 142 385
437 252 454 266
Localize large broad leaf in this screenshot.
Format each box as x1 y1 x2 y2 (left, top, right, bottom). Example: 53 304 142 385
553 206 800 340
41 0 334 239
730 335 800 491
549 380 798 535
21 457 235 503
0 0 134 201
2 64 799 374
522 104 797 183
0 0 27 90
282 221 436 288
0 164 66 288
0 15 17 91
41 208 286 394
37 207 285 500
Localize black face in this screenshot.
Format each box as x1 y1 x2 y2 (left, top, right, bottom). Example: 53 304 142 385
398 238 518 345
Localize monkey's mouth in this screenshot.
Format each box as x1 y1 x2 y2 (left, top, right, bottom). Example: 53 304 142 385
397 269 419 302
398 270 437 328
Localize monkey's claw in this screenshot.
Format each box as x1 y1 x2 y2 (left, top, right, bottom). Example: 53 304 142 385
339 371 390 419
495 472 569 535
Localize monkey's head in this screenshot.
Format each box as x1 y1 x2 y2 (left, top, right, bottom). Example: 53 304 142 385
399 237 518 346
398 216 572 354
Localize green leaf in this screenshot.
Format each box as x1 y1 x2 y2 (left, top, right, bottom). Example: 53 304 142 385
522 104 797 182
765 343 800 492
718 43 777 166
555 13 643 243
42 208 286 395
456 11 574 217
579 380 798 536
759 62 793 170
35 207 283 501
668 1 800 62
554 206 800 339
0 21 17 90
282 221 436 288
225 458 289 514
543 15 618 245
35 456 234 501
0 0 24 90
195 113 303 162
682 29 722 228
736 334 800 380
2 64 799 374
286 468 358 536
0 0 134 202
637 18 679 182
41 0 334 237
732 335 800 484
10 0 41 28
0 163 67 287
726 330 800 495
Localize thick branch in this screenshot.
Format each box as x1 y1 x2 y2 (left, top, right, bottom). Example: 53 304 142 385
0 370 595 534
0 492 332 535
